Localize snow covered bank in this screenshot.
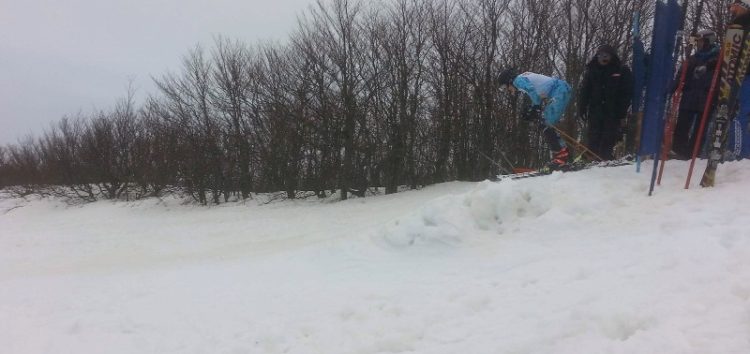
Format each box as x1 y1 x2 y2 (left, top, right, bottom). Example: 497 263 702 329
2 161 750 353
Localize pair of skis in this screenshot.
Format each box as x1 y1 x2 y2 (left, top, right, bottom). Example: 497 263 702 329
494 156 634 181
492 123 625 181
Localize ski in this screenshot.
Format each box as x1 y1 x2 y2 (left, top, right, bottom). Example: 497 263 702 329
493 157 634 181
685 44 724 188
700 25 750 187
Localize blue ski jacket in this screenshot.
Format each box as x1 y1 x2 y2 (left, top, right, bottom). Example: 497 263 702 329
513 72 571 125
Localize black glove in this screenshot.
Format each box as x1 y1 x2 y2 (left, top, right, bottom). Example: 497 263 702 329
522 105 542 122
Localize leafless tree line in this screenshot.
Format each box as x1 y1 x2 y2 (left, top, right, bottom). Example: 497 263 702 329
0 0 720 204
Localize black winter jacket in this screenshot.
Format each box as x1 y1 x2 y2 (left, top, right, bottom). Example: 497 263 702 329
578 47 633 123
678 46 719 112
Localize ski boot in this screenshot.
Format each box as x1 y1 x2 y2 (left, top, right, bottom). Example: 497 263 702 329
547 147 570 171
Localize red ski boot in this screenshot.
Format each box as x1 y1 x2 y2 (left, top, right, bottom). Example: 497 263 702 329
548 147 570 170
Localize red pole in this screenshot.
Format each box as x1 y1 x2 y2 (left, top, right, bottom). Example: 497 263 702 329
685 48 724 189
658 47 691 185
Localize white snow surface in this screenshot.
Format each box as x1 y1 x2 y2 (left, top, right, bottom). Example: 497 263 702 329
2 160 750 354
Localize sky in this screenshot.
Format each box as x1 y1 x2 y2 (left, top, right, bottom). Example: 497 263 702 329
0 0 315 145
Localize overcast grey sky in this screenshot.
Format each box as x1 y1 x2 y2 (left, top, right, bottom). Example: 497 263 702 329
0 0 315 144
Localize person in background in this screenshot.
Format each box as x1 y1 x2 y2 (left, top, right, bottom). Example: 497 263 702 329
578 45 633 160
672 30 719 160
497 69 572 169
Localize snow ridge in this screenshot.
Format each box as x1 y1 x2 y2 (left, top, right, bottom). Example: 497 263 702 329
2 161 750 354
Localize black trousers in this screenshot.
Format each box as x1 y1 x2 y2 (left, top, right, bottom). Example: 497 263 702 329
672 109 704 160
586 116 620 160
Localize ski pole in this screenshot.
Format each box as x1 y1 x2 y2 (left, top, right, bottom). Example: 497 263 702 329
478 150 511 175
549 125 604 162
497 150 517 172
657 32 692 185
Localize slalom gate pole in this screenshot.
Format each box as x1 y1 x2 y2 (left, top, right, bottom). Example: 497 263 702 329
648 0 689 196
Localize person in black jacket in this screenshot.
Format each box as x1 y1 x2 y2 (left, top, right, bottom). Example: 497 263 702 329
672 30 719 160
578 45 633 160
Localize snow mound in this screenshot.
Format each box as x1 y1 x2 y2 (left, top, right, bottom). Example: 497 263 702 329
4 161 750 353
375 180 548 248
376 167 644 249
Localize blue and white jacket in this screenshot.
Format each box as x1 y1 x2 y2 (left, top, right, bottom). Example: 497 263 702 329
512 72 560 105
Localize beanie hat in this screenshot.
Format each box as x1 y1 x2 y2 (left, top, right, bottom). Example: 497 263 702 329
497 68 517 86
697 29 718 46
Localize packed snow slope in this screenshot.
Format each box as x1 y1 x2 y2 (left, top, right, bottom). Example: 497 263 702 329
2 160 750 354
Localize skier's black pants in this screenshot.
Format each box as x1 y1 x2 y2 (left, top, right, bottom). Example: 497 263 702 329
542 125 564 152
586 116 619 160
673 109 705 160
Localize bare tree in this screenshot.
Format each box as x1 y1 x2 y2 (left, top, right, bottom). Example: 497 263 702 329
1 0 659 203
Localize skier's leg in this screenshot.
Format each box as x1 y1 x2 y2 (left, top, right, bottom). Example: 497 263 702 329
542 82 572 168
543 82 571 126
682 111 702 160
542 124 569 168
542 125 563 152
542 81 571 150
598 118 620 161
587 115 605 159
672 109 693 159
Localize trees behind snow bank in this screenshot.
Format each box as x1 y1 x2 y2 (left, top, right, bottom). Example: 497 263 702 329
0 0 713 204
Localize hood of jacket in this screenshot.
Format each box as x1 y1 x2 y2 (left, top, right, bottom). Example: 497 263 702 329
587 44 623 69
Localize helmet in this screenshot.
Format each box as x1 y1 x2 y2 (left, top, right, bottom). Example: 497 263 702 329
497 68 517 86
696 29 717 46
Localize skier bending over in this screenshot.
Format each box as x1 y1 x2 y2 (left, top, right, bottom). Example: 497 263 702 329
498 69 572 169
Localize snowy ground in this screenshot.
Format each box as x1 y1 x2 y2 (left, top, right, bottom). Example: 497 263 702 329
2 160 750 354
